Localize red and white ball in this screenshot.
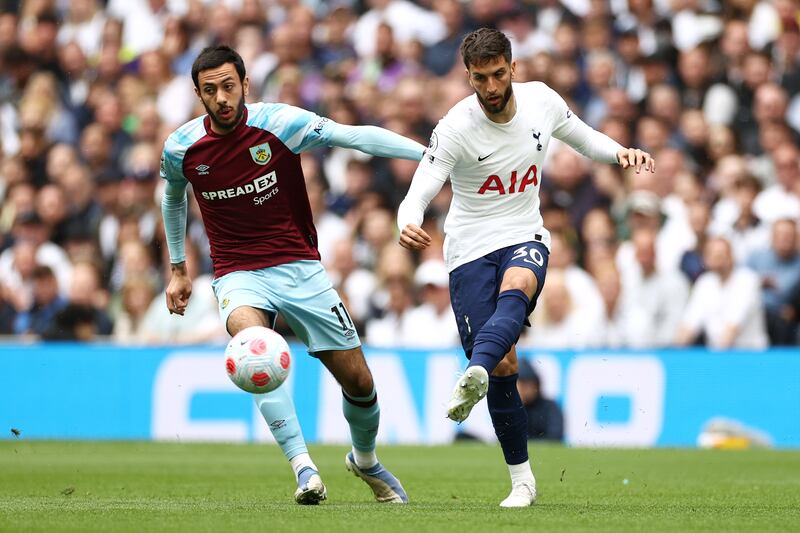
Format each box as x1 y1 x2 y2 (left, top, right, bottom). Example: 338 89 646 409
224 326 291 393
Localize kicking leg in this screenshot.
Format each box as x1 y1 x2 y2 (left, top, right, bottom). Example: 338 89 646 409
228 307 325 505
447 266 538 423
318 347 408 503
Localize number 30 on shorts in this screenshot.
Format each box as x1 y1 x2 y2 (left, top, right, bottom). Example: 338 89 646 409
511 245 545 266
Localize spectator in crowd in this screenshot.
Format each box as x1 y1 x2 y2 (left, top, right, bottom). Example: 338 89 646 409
591 259 625 347
711 174 769 263
401 258 459 348
618 227 690 347
113 275 156 344
747 218 800 345
66 260 114 336
753 142 800 224
13 264 66 336
327 236 377 330
42 303 100 341
524 268 606 349
679 200 712 284
547 230 605 326
0 283 18 334
676 237 768 349
0 211 72 294
517 357 563 442
138 240 225 345
365 245 415 347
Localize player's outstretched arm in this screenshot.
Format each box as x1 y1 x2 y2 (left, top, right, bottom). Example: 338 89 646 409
397 154 448 251
553 105 655 174
327 122 426 161
161 179 192 315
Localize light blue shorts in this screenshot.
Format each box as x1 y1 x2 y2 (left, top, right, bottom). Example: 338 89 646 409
211 260 360 354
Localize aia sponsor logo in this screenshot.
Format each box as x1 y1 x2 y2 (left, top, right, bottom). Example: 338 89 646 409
477 165 538 195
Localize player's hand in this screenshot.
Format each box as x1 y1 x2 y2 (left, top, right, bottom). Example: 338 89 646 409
166 263 192 316
617 147 655 174
399 223 431 251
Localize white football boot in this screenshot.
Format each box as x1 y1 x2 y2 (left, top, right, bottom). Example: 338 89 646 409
294 466 327 505
446 366 489 423
499 479 537 508
345 452 408 503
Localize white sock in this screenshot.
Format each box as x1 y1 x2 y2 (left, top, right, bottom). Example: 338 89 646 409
289 452 318 480
508 460 535 486
352 447 378 469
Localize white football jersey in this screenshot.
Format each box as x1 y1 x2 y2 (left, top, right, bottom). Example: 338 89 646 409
425 82 603 271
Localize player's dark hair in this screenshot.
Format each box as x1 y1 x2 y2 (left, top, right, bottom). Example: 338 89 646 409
191 45 246 89
460 28 512 68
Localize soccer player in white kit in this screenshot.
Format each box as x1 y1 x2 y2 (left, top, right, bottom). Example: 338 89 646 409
397 28 655 507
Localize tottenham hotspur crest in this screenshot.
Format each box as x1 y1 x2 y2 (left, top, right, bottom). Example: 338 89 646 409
249 142 272 165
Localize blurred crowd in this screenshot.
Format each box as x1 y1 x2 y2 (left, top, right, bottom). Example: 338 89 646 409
0 0 799 348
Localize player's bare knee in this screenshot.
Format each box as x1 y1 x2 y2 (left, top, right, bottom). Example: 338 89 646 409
492 356 519 377
226 306 268 336
350 370 375 397
500 268 539 298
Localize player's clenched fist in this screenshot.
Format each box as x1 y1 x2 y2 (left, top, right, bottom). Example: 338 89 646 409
166 263 193 315
399 223 432 251
617 147 656 174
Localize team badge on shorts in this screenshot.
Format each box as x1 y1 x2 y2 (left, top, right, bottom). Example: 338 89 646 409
249 142 272 165
221 298 230 309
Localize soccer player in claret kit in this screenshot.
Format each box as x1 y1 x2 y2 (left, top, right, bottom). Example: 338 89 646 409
161 46 425 505
398 28 655 507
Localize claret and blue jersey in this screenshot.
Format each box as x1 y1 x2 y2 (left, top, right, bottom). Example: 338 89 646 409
160 103 336 278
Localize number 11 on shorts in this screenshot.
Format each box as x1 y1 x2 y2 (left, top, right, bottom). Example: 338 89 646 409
330 302 354 332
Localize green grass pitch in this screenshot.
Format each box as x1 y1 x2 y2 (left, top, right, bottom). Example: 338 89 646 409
1 441 798 532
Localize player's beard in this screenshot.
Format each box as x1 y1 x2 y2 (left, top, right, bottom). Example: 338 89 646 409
205 97 246 133
477 84 513 115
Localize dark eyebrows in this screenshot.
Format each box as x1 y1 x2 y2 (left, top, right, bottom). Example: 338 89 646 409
201 76 236 89
471 68 506 79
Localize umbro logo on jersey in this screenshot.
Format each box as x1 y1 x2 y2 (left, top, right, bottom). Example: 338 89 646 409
196 164 210 175
478 152 494 161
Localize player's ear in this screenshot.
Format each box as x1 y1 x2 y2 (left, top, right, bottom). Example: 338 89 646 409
242 76 250 97
510 60 516 79
193 86 200 98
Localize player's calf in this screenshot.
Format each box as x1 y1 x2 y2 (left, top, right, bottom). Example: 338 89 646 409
468 289 529 374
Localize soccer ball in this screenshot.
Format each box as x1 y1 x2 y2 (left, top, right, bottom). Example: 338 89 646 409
224 326 291 393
